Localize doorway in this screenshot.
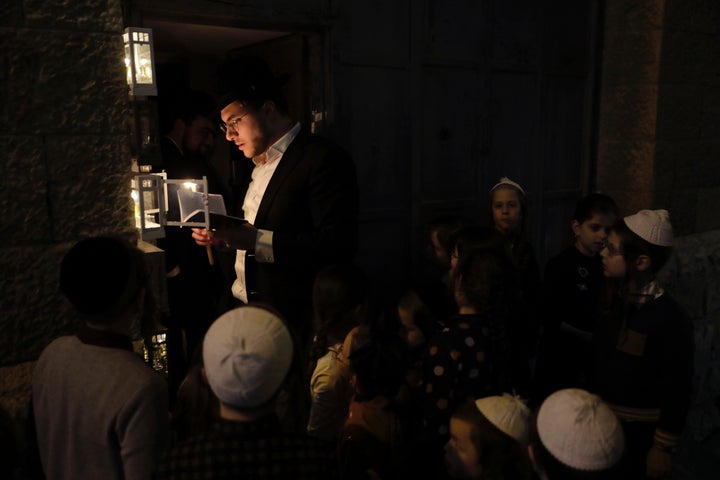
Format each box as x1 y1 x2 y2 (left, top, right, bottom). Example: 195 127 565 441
142 19 325 213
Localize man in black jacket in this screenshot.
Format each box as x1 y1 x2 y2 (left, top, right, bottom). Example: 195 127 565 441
192 56 358 350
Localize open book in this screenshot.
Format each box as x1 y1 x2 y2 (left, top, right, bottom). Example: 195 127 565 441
176 189 247 230
177 189 226 222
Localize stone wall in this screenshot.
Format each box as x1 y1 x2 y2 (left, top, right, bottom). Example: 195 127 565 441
0 0 134 367
596 0 664 214
597 0 720 236
660 231 720 444
655 0 720 235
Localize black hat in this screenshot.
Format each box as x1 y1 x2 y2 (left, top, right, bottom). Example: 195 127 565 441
216 55 290 109
60 237 144 318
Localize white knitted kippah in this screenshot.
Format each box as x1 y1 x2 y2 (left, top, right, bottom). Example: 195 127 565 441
537 388 625 471
623 209 673 247
475 393 531 445
203 305 293 408
490 177 525 195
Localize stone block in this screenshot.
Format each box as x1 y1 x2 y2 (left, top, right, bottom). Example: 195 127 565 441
701 87 720 139
656 140 720 190
660 30 720 86
665 189 699 236
601 30 662 85
604 0 665 30
0 244 79 365
0 135 52 245
707 244 720 309
23 0 123 31
664 252 707 319
1 29 130 134
598 84 659 141
45 134 134 242
0 0 23 27
652 144 676 192
685 313 720 440
0 361 36 420
696 188 720 231
657 83 703 141
663 230 720 443
596 140 655 191
664 0 720 35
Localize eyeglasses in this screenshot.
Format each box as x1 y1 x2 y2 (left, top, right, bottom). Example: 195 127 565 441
219 111 250 134
602 241 624 257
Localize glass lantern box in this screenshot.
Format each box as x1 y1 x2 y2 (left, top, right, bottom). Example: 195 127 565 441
131 173 212 241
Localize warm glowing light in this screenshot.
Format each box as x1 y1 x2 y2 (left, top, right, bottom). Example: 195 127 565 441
123 27 157 96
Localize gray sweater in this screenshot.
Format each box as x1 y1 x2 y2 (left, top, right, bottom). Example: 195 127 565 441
32 331 169 479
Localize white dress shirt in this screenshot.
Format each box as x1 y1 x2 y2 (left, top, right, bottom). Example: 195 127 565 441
232 122 301 303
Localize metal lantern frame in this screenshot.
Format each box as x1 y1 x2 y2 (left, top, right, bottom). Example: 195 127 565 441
132 173 211 241
123 27 158 96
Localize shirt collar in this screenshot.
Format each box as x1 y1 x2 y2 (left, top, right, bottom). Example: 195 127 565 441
76 324 134 351
253 122 301 166
629 280 664 305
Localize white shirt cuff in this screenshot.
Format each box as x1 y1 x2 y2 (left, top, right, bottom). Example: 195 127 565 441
254 229 274 263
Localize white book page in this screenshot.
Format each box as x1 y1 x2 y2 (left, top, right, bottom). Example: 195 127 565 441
177 189 227 223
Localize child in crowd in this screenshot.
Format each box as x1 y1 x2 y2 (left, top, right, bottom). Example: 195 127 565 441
448 225 507 273
595 209 693 479
157 305 336 479
535 193 618 400
170 346 219 443
430 214 472 271
337 324 409 479
451 225 532 398
32 237 169 480
395 290 443 471
415 214 472 321
488 177 541 284
397 290 441 399
445 393 532 479
529 388 625 480
487 178 541 386
449 225 533 397
397 289 441 353
423 245 514 472
306 263 369 442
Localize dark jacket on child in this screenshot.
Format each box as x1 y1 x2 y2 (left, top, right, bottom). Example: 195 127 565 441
535 246 605 398
594 284 694 476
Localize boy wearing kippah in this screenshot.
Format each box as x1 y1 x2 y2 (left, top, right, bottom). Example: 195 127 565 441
529 388 625 479
445 393 532 479
595 209 694 478
157 305 336 479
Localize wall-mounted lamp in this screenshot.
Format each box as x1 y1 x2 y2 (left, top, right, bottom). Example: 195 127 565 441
123 27 157 96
